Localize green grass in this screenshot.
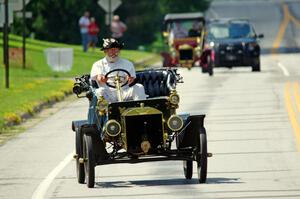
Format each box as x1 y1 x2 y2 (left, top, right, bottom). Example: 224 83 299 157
0 34 158 133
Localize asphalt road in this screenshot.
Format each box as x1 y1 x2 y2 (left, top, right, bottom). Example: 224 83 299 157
1 0 300 198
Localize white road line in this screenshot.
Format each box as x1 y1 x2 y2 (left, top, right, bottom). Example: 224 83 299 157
31 152 74 199
277 62 290 76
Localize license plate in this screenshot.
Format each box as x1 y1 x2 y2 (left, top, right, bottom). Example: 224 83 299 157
226 55 236 60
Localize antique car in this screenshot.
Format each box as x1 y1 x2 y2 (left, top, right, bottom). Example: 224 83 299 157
201 18 264 75
161 12 206 69
71 68 211 188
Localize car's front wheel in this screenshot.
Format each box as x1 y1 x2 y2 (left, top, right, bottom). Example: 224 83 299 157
197 127 208 183
252 58 260 72
183 160 193 179
75 129 85 184
207 55 214 76
83 134 95 188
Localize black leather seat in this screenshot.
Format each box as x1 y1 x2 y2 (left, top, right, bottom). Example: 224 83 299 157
134 69 178 98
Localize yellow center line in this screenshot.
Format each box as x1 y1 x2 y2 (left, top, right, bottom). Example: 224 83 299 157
284 82 300 151
272 3 300 54
272 4 290 54
293 82 300 113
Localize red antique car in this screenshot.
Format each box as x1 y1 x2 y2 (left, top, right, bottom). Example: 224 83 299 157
161 12 206 70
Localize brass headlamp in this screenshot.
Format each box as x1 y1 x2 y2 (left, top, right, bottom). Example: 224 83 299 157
169 91 180 105
167 115 183 131
105 120 121 137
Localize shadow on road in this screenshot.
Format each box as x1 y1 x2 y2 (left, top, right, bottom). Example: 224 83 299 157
261 47 300 55
95 177 241 188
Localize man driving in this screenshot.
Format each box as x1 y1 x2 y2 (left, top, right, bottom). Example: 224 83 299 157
90 38 146 102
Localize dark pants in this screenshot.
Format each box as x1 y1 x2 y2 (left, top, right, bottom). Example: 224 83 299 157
81 33 89 52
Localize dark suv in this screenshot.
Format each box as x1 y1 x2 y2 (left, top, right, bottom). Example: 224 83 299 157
201 19 264 75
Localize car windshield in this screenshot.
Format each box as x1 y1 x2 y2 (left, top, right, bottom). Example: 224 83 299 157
208 22 255 39
167 20 204 38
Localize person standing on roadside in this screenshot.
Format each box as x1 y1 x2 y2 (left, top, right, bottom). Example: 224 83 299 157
110 15 127 41
79 11 90 52
88 17 100 52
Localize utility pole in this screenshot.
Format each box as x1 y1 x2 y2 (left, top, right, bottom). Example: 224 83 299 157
109 0 111 25
4 0 9 88
22 0 26 69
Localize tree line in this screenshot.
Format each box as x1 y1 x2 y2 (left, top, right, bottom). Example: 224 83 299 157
11 0 210 49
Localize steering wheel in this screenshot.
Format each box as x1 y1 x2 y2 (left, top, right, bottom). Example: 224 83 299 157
105 68 131 88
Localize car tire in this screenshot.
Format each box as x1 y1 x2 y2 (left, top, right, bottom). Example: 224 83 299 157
252 58 260 72
75 129 85 184
83 134 95 188
197 127 208 183
183 160 193 179
207 55 214 76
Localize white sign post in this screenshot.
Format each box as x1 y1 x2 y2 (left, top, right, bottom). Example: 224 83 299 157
0 4 13 27
98 0 122 25
0 0 30 11
0 0 31 27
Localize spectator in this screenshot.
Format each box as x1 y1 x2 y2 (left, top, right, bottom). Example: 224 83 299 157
88 17 100 52
110 15 127 41
78 11 90 52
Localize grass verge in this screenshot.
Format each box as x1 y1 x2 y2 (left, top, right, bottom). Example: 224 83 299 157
0 34 159 137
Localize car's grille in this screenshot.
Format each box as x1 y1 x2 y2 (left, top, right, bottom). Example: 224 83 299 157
219 44 243 64
179 49 193 60
219 43 243 53
124 114 163 153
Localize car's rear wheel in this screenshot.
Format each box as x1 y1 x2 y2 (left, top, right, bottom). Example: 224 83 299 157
75 129 85 184
252 58 260 72
83 134 95 188
197 127 208 183
183 160 193 179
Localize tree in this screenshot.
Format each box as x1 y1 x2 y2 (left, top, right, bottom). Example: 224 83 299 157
159 0 210 14
116 0 161 48
18 0 105 44
10 0 210 49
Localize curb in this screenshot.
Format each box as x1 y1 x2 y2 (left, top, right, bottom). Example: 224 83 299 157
3 90 73 128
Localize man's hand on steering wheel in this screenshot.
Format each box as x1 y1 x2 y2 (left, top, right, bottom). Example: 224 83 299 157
96 75 108 85
127 76 134 85
104 69 132 88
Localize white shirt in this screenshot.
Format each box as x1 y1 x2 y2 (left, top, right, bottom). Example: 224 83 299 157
110 21 127 38
90 57 136 86
79 16 90 34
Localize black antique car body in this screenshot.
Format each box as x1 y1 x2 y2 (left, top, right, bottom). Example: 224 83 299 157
201 19 264 75
71 68 211 188
161 12 206 69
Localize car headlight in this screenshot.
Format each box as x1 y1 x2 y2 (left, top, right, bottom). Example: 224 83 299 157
169 93 180 105
167 115 183 131
105 120 121 137
248 43 257 51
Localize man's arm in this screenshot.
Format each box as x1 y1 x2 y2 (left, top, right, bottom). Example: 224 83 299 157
96 75 108 85
91 61 107 85
126 60 136 84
